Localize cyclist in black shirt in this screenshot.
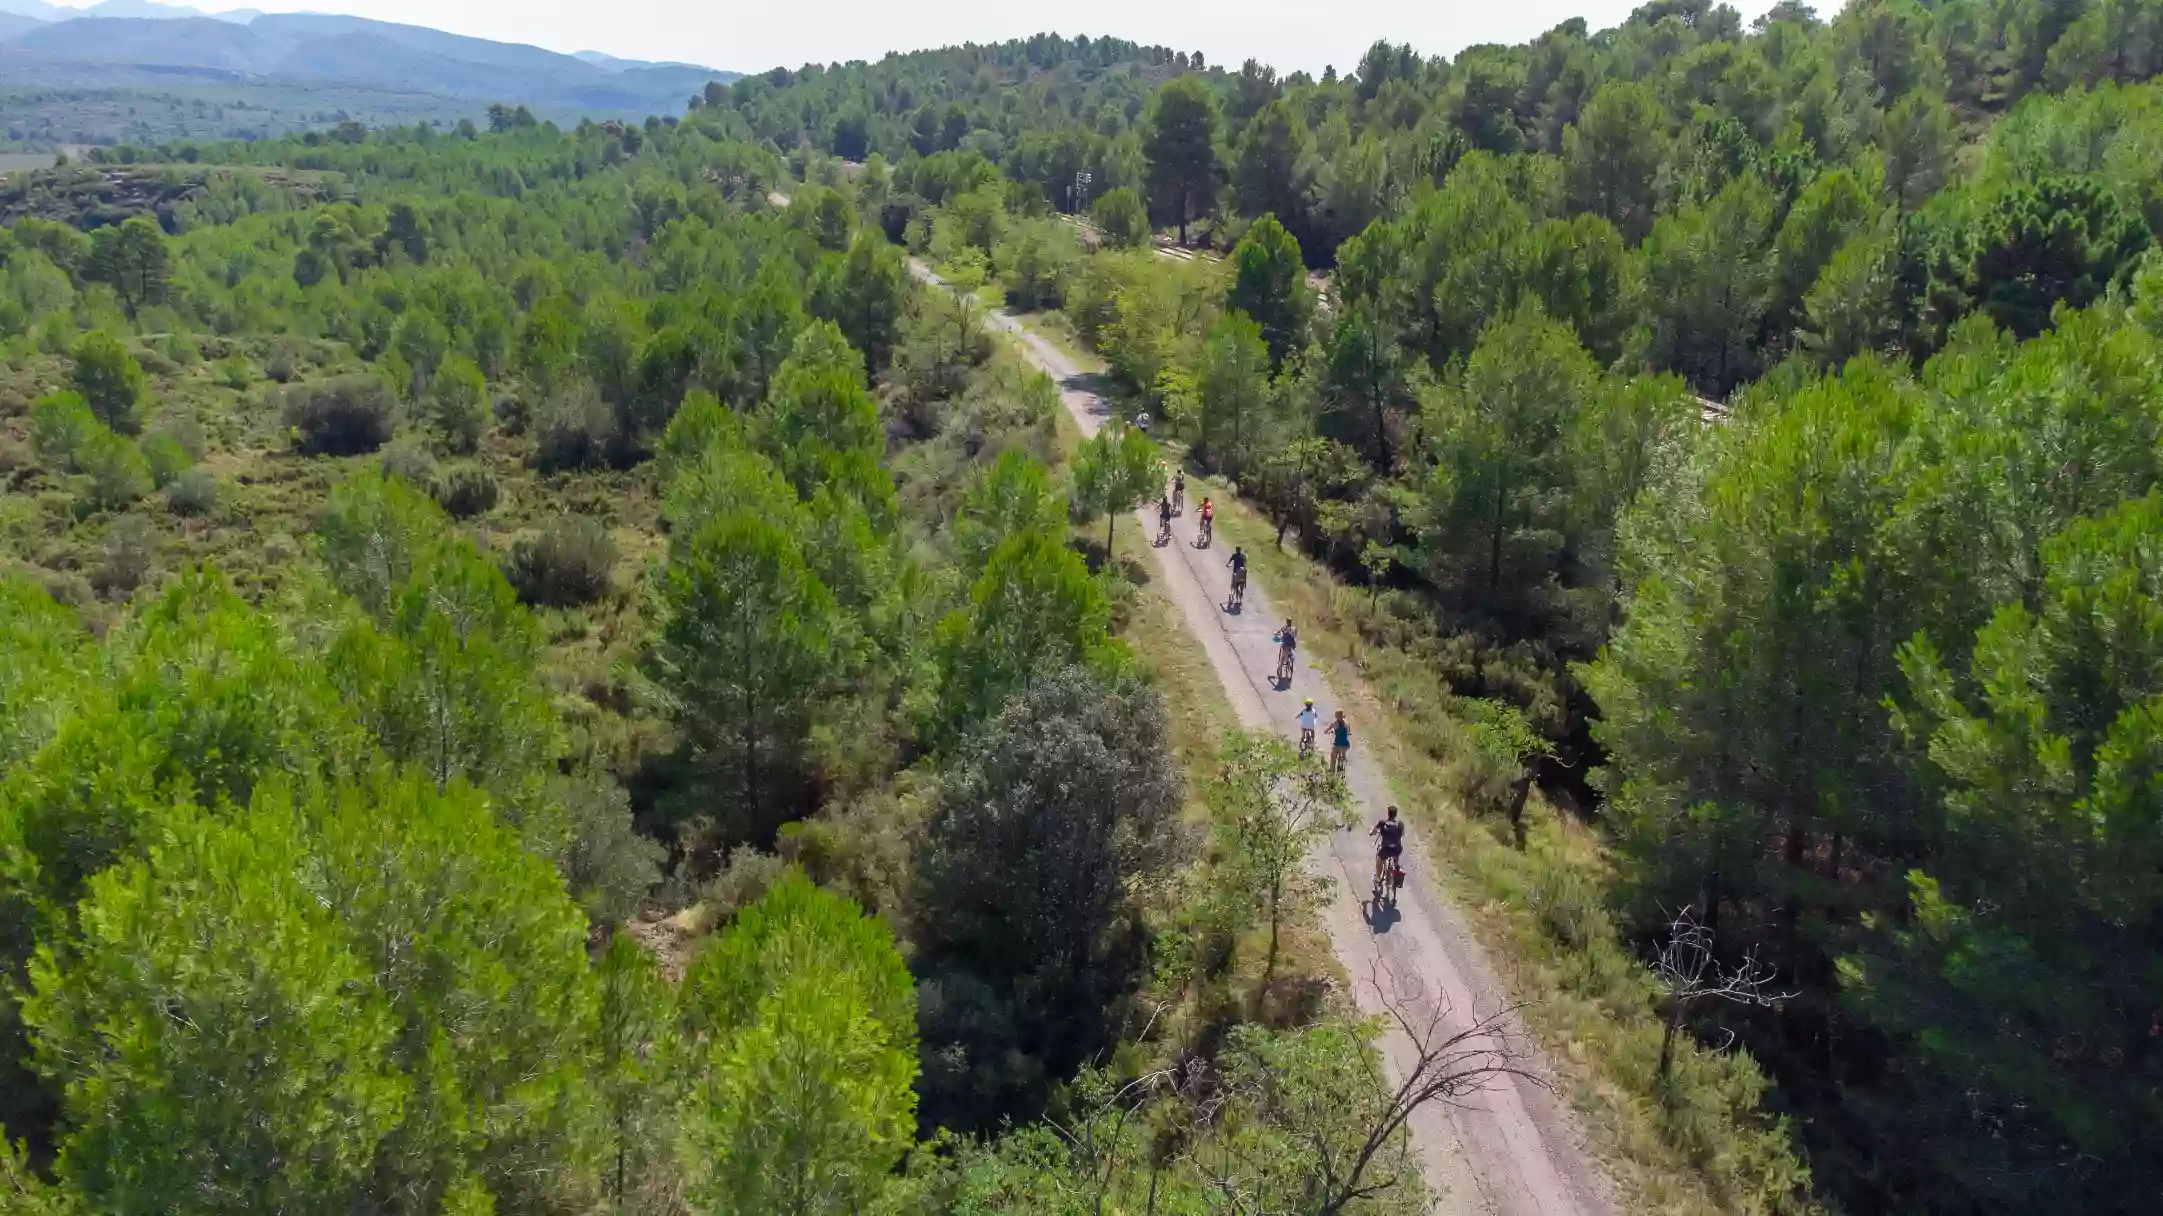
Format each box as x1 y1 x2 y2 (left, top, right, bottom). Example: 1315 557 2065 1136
1370 805 1405 885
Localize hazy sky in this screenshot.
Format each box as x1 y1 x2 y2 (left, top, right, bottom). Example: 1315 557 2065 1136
48 0 1794 76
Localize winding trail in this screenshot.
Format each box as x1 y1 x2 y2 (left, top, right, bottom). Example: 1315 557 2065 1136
912 261 1616 1216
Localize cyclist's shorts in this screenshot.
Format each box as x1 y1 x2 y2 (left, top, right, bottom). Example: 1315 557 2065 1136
1378 844 1403 858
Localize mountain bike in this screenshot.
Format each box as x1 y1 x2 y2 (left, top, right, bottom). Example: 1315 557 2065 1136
1373 853 1404 909
1274 645 1295 685
1228 567 1247 611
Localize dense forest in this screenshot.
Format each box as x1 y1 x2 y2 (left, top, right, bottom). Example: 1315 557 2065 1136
702 0 2163 1211
3 0 2163 1211
0 94 1458 1214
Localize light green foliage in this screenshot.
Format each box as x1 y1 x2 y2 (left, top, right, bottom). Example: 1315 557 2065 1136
992 216 1080 312
82 216 170 320
23 769 604 1213
317 477 556 797
652 507 843 838
28 391 98 472
0 576 85 769
1088 186 1150 247
1209 731 1354 988
1068 421 1163 552
1770 165 1886 334
140 430 194 490
1849 492 2163 1205
1192 311 1273 472
1 569 361 905
73 429 152 513
678 871 916 1215
1208 1021 1429 1214
811 231 910 373
933 529 1117 736
68 330 146 436
759 322 888 510
428 354 491 454
954 449 1066 573
23 800 407 1214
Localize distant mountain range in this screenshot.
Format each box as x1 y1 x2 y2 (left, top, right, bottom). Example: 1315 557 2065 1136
0 3 734 122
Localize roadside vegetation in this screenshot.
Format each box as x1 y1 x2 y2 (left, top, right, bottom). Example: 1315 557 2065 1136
730 6 2163 1212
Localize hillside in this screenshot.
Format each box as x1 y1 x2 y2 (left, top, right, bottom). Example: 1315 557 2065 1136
0 14 728 115
0 96 1489 1212
711 5 2163 1212
3 3 2163 1214
0 6 734 147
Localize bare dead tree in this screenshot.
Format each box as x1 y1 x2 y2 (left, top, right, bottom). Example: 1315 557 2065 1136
1654 905 1795 1081
1314 967 1549 1216
1192 963 1548 1216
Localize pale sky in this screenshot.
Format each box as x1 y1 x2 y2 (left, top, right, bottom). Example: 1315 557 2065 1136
45 0 1794 77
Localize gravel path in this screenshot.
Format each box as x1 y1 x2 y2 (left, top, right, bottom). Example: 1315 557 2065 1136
910 259 1618 1215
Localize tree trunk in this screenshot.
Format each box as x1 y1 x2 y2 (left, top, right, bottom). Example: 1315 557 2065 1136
1781 820 1805 974
741 606 758 826
1107 510 1117 558
1489 478 1507 592
1264 877 1282 997
1507 773 1533 850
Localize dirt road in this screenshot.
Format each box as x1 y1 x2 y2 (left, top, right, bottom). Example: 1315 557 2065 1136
912 260 1615 1215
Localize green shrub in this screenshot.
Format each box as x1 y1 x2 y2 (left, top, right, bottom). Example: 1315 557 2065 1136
429 355 491 454
1091 187 1151 248
531 381 614 472
75 429 151 511
91 514 158 599
502 515 617 607
433 462 499 519
30 391 99 471
163 467 217 516
162 332 200 366
283 375 396 456
264 347 299 383
69 330 146 435
214 355 254 390
141 430 194 489
378 438 438 487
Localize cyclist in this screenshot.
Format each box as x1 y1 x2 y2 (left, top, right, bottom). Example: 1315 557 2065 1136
1275 619 1298 681
1296 698 1318 752
1172 470 1186 515
1156 493 1174 544
1370 805 1405 887
1329 710 1351 774
1227 546 1248 607
1197 496 1214 547
1134 412 1151 434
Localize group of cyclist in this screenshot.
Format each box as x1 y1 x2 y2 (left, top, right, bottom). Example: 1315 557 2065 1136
1148 456 1407 892
1156 470 1214 548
